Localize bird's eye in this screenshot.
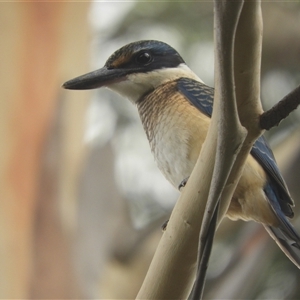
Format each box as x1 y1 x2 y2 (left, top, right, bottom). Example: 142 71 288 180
136 52 152 65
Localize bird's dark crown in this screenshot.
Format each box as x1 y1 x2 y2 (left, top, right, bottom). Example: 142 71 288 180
62 40 189 92
105 40 185 72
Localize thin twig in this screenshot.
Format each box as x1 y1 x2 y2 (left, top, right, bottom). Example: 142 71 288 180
189 203 219 300
260 84 300 130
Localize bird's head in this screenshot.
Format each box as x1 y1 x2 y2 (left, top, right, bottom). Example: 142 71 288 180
63 40 202 103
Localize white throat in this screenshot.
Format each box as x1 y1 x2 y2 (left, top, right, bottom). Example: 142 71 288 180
106 63 203 103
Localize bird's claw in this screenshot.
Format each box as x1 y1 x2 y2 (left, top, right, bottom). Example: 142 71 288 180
178 176 190 191
161 219 169 231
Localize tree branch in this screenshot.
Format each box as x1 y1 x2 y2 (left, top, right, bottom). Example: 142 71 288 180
136 110 218 299
190 203 219 299
260 84 300 130
192 1 264 298
136 1 264 299
190 2 245 299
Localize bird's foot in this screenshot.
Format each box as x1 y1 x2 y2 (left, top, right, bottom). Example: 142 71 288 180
163 177 189 231
178 176 190 191
161 219 169 231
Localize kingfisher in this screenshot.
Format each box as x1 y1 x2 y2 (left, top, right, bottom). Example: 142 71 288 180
63 40 300 267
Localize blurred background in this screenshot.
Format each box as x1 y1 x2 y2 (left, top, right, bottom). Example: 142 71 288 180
1 1 300 299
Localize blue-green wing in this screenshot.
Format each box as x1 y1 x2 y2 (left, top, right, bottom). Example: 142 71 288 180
177 77 293 217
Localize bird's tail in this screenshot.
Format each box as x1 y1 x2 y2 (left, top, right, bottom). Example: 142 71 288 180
262 180 300 268
264 216 300 268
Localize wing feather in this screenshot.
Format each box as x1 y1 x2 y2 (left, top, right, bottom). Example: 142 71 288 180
177 77 294 217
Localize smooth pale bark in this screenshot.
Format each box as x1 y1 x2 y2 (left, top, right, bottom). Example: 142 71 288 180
136 1 263 299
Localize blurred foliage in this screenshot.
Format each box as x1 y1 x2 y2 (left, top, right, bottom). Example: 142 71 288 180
110 2 214 42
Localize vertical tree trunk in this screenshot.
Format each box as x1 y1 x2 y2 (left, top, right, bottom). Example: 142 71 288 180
0 2 90 298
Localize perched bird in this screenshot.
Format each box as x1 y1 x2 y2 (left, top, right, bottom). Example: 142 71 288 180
63 40 300 267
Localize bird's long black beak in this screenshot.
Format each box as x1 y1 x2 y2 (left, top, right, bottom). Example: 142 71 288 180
62 66 128 90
